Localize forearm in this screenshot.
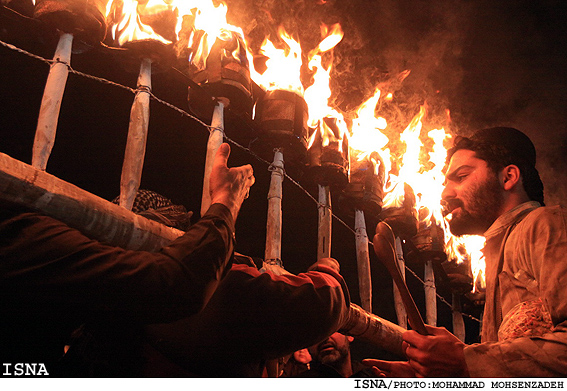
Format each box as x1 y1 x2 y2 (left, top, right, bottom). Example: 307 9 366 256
464 322 567 377
0 203 236 322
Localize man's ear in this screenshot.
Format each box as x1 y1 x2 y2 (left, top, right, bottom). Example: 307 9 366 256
501 164 521 191
347 335 354 343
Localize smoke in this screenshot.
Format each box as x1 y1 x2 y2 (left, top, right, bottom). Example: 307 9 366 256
225 0 567 205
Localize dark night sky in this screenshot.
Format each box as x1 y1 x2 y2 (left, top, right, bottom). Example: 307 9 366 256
1 0 567 356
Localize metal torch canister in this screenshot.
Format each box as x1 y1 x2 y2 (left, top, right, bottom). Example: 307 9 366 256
251 89 309 166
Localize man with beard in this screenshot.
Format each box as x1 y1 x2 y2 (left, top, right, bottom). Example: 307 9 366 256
364 127 567 377
297 332 372 377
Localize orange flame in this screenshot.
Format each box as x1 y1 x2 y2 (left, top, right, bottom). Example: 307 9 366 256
303 24 348 151
249 27 304 95
174 0 248 71
106 0 173 46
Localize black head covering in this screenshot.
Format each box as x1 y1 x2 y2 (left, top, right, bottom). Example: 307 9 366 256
469 127 537 167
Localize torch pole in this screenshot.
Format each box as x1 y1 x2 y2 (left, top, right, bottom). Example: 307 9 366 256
32 32 74 171
424 219 438 326
265 149 284 267
119 58 152 210
393 237 408 329
317 184 332 260
452 293 466 341
355 209 372 313
200 100 226 217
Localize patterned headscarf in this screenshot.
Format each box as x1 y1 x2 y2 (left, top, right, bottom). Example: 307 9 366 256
112 189 193 231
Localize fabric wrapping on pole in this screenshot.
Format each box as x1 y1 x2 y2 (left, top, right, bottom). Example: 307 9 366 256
120 58 152 211
355 209 372 313
201 101 225 217
265 149 284 265
0 152 181 251
341 303 405 357
317 184 332 260
452 293 466 341
394 237 408 329
32 32 73 171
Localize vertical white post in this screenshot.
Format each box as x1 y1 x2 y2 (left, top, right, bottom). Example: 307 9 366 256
424 261 437 326
317 184 332 260
452 293 466 341
200 101 225 216
393 237 408 329
265 149 284 266
119 58 152 210
33 32 74 170
355 209 372 312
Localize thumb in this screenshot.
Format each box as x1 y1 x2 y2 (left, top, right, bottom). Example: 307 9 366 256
214 143 230 167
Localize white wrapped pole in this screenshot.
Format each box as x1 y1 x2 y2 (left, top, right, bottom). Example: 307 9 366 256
32 32 74 171
452 293 466 341
265 149 284 266
424 219 439 326
317 184 332 260
200 101 225 217
355 209 372 312
119 58 152 211
393 237 408 329
424 260 437 325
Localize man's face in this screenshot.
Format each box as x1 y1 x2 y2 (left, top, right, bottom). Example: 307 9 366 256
442 149 505 236
310 332 351 366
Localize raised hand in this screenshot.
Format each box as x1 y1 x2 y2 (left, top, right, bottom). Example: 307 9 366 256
209 143 255 220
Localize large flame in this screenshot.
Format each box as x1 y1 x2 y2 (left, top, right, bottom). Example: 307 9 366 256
106 0 173 46
303 24 348 151
249 27 305 95
174 0 248 71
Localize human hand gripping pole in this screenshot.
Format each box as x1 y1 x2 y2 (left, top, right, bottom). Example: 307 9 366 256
209 143 255 221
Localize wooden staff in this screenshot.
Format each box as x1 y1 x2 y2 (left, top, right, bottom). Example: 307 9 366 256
265 149 284 266
0 152 181 251
393 237 408 329
200 100 226 217
317 184 332 260
452 293 466 341
32 32 73 171
119 58 152 211
374 222 428 335
355 209 372 312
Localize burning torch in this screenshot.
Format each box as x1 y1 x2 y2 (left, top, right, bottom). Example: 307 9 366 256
106 0 175 210
174 2 253 216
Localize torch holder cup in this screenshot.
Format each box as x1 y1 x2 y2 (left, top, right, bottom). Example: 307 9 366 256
33 0 108 46
251 89 309 166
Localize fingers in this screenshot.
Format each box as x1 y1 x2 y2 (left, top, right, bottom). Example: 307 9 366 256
214 143 231 169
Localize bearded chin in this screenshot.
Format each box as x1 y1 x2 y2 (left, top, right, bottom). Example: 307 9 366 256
448 174 504 236
448 212 489 236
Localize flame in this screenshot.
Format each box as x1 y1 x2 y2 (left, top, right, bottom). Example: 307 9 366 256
175 0 248 71
106 0 173 46
303 24 349 151
249 27 305 95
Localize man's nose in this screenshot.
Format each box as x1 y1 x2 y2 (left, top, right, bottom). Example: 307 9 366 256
441 182 455 202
